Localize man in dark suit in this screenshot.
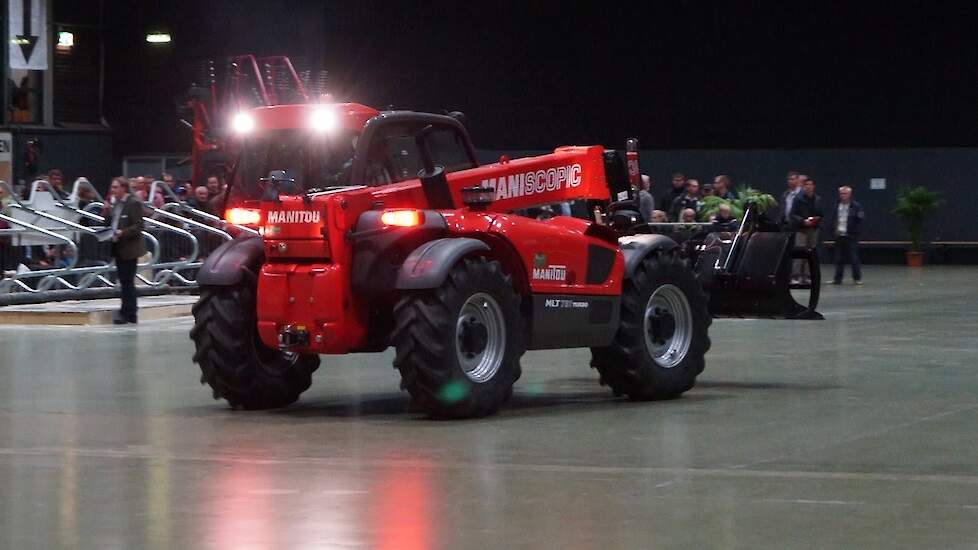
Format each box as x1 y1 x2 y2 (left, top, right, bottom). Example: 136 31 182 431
669 179 701 221
712 174 736 200
789 177 824 284
107 176 146 324
831 185 865 285
778 171 802 227
660 172 686 214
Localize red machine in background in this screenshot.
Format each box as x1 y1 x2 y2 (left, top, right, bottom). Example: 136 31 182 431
178 54 324 187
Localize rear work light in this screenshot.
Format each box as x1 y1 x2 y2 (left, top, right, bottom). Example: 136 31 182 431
309 107 338 133
226 207 262 226
231 112 256 134
380 209 423 227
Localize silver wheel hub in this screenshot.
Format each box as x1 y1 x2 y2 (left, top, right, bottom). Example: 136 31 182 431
455 292 506 383
643 284 693 368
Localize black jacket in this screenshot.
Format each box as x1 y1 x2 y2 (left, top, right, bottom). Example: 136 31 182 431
670 195 700 221
789 192 824 230
831 199 864 238
110 195 147 261
660 186 685 213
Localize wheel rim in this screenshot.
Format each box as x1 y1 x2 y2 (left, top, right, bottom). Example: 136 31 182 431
455 292 506 383
643 284 693 368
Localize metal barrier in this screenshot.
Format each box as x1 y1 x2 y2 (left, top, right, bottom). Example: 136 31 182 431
0 179 257 298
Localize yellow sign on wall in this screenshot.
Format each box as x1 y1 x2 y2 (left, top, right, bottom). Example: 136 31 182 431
0 133 12 184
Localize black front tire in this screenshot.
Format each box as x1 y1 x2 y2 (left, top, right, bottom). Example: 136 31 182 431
190 280 320 410
591 249 711 399
392 257 524 418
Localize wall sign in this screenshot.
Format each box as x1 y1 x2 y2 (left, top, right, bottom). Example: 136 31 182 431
8 0 49 70
0 133 12 184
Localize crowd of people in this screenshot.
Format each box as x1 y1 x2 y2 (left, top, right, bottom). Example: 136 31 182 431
633 172 741 226
2 165 867 288
0 169 227 215
633 170 866 285
0 168 229 274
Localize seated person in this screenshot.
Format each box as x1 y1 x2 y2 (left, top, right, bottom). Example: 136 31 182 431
650 210 668 223
670 208 700 244
712 203 738 230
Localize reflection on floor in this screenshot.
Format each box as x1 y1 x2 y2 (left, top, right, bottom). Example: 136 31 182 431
1 266 977 548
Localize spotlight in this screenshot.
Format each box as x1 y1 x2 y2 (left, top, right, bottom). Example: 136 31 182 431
146 33 171 44
231 112 255 134
309 108 337 133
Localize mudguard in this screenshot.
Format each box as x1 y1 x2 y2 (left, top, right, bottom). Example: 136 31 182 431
396 237 490 290
196 236 265 286
618 234 678 278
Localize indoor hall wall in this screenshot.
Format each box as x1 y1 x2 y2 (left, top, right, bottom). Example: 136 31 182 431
480 148 977 243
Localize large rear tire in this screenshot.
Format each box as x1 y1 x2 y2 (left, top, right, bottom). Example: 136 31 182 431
392 257 523 418
591 249 711 399
190 280 320 410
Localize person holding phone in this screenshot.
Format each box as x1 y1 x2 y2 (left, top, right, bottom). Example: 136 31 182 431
789 177 824 285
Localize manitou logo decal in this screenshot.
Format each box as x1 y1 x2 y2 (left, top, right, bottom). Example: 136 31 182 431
266 210 321 224
532 265 567 282
482 163 583 201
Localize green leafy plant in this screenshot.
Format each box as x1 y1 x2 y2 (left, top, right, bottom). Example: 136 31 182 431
698 186 777 222
892 186 943 251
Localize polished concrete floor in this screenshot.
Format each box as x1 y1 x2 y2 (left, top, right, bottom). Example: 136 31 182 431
1 266 976 549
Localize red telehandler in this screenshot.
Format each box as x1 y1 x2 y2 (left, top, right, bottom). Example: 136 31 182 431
181 56 821 417
187 100 821 418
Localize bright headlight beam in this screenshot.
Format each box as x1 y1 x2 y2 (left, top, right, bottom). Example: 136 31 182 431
309 108 338 133
231 112 255 134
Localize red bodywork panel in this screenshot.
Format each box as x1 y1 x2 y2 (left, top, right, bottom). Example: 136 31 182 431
253 110 623 354
372 145 609 212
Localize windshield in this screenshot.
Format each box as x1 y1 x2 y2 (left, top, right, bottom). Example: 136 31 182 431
228 129 359 202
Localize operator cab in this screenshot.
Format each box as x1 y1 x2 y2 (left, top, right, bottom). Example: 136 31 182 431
223 104 377 216
351 111 478 186
222 104 479 220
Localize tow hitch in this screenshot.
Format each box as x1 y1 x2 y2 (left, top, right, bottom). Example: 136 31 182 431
278 324 310 350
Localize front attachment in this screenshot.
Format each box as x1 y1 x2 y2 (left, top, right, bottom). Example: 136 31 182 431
704 231 824 320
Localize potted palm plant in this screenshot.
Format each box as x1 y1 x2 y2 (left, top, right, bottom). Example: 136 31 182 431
892 186 942 267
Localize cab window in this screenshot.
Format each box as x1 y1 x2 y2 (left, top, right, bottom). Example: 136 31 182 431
427 127 474 172
362 122 474 185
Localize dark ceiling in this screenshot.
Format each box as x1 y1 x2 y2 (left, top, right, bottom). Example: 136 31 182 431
81 1 978 156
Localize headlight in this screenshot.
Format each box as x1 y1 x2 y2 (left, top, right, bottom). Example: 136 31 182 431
309 108 337 133
231 112 255 134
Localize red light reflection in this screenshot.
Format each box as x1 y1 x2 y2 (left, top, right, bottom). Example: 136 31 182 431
372 460 435 550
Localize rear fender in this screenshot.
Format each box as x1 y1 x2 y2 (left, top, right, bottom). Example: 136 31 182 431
196 236 264 286
619 234 678 279
396 238 490 290
350 209 448 294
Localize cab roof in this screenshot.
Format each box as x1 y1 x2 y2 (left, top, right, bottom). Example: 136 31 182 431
246 103 381 132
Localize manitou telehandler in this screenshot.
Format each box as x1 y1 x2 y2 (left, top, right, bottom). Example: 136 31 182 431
190 101 821 418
